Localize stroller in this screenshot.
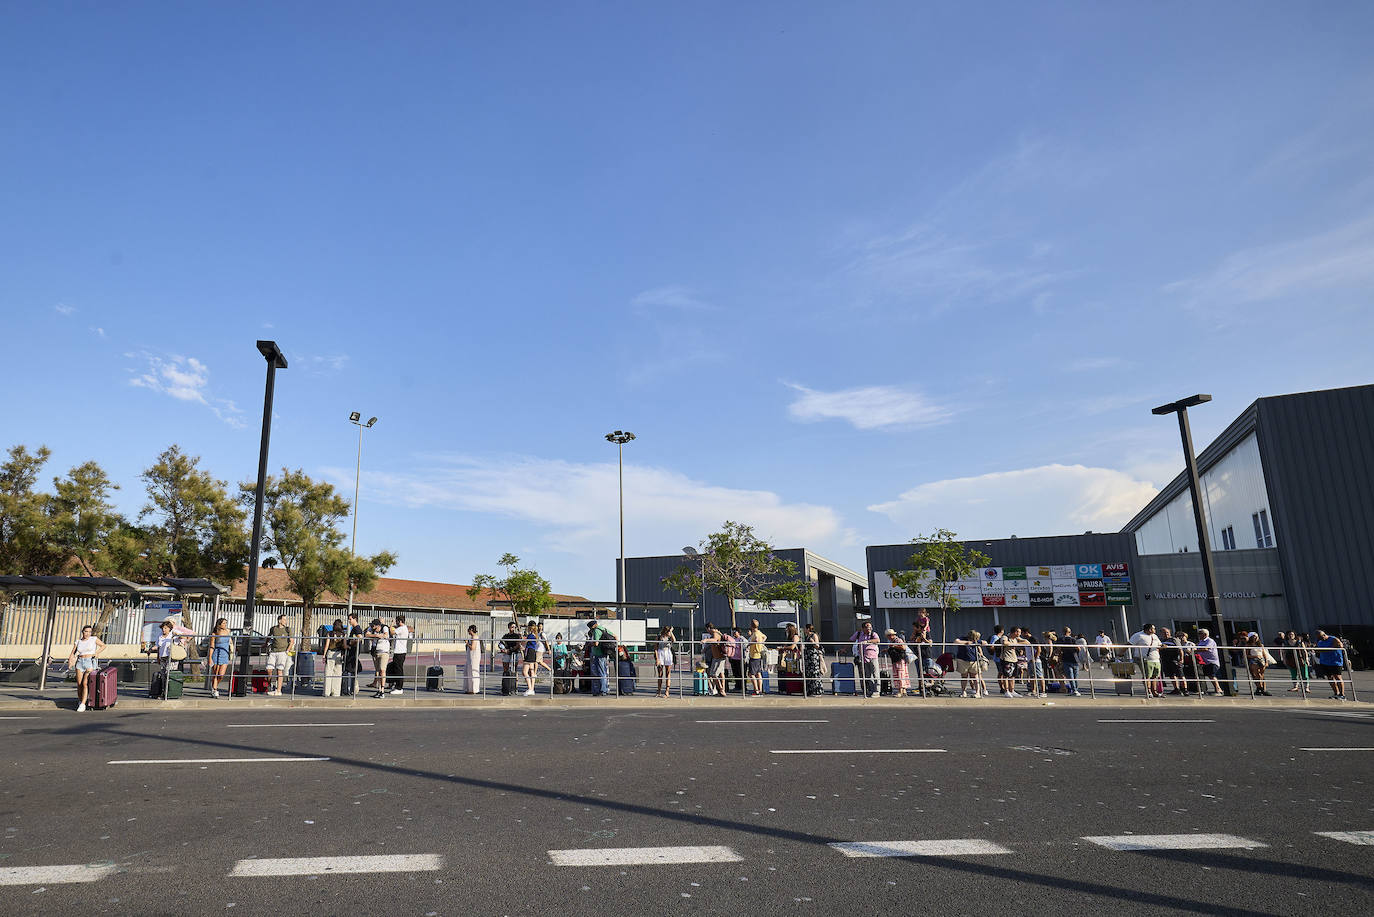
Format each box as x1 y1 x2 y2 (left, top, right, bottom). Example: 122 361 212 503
919 657 951 696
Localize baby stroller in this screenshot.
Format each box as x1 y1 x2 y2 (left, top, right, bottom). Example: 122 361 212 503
920 657 951 696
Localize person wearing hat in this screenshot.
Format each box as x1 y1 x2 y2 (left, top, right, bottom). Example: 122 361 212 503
885 628 911 697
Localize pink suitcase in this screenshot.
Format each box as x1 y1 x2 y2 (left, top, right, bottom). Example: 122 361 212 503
92 664 118 710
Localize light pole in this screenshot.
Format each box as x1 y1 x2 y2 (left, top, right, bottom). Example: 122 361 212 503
683 545 704 648
605 430 635 611
235 340 287 697
346 412 378 618
1152 393 1232 696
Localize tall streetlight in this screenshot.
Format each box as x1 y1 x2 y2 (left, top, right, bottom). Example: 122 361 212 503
346 412 378 618
235 340 288 697
605 430 635 612
1152 393 1232 696
683 545 703 648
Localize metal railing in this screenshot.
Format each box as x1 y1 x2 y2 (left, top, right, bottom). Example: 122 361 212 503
33 634 1360 705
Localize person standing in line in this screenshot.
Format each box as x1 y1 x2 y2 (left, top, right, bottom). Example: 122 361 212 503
1057 628 1083 696
953 631 981 698
68 624 107 712
369 618 392 699
323 619 346 698
996 627 1022 698
725 627 744 694
388 615 410 694
1094 630 1113 664
585 617 611 697
746 620 767 696
521 623 539 696
1194 628 1222 695
342 613 363 697
208 617 232 698
266 614 293 697
534 623 553 678
701 623 727 696
654 626 676 697
850 620 881 698
551 632 569 672
1246 633 1275 696
802 624 825 696
1313 630 1347 700
1131 624 1163 697
464 624 483 694
910 612 933 695
885 629 911 697
1282 631 1308 692
1159 627 1185 696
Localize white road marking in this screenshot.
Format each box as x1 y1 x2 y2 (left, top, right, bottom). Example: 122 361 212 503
769 749 946 755
225 723 375 728
548 846 743 867
230 854 442 877
1083 833 1266 851
696 719 829 724
0 864 118 886
1315 831 1374 845
1299 747 1374 752
0 716 39 720
1293 710 1372 719
830 840 1012 858
1097 719 1214 723
107 757 329 765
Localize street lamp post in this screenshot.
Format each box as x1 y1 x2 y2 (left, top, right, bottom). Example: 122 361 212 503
235 340 287 697
346 412 378 619
683 545 704 650
1152 393 1232 696
605 430 635 611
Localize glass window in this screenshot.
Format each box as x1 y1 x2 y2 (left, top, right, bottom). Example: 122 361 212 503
1258 509 1273 547
1252 513 1264 548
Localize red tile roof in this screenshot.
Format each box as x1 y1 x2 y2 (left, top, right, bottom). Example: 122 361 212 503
228 568 587 615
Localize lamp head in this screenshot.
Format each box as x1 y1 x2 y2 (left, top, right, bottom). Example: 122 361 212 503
366 417 378 428
605 430 636 445
1152 393 1212 415
256 340 288 369
349 411 362 422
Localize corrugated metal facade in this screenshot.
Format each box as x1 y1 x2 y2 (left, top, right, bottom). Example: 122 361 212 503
1255 385 1374 634
1134 433 1274 555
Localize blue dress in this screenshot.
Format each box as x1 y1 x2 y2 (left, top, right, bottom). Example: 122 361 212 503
212 635 231 666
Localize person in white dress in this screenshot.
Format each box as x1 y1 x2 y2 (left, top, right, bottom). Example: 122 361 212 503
464 625 483 694
654 626 676 697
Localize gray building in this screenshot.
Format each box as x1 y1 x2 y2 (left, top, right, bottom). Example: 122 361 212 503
620 549 866 641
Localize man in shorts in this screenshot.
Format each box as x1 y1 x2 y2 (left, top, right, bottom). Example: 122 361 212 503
266 614 293 696
746 619 767 696
702 624 727 696
1195 628 1222 695
998 627 1023 698
1131 623 1163 697
1314 630 1347 700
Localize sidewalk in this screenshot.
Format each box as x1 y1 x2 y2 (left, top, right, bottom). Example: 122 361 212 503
2 670 1367 712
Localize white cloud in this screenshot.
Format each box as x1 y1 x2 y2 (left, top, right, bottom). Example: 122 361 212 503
868 464 1159 538
54 303 75 315
326 455 844 561
90 326 105 338
785 382 952 431
127 353 246 428
308 354 350 372
631 285 716 311
1166 215 1374 308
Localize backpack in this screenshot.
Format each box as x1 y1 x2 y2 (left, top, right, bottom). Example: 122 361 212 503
599 629 618 657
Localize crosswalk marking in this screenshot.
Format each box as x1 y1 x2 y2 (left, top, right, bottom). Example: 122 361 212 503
1315 831 1374 845
0 864 118 886
548 845 743 866
830 840 1012 858
1083 833 1266 851
230 854 443 877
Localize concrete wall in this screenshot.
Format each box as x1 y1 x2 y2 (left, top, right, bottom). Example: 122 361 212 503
1132 548 1290 640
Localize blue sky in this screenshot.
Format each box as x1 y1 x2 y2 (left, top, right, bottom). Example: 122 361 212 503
4 1 1372 598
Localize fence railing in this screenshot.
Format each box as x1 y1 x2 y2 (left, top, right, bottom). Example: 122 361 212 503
22 636 1358 704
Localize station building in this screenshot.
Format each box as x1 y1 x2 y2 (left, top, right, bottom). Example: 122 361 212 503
867 384 1374 659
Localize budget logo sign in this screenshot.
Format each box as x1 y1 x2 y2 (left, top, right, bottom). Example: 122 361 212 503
1103 562 1129 577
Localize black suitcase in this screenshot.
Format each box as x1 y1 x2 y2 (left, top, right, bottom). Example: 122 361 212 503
501 661 517 696
425 665 444 691
617 659 636 695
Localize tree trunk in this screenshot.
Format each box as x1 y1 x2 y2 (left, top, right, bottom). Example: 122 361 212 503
301 603 313 642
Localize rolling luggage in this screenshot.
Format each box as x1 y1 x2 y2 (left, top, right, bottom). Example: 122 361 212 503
92 664 118 709
879 670 893 696
292 651 316 693
694 670 709 696
554 667 575 694
617 658 636 696
252 669 270 694
501 661 517 696
426 666 444 691
831 661 856 695
780 674 804 695
150 667 165 699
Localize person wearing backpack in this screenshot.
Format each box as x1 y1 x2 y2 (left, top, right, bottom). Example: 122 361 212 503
586 618 611 696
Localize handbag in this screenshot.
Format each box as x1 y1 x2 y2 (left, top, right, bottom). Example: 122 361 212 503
169 643 188 662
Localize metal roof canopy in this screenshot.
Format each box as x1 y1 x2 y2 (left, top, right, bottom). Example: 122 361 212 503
486 599 697 615
0 575 224 690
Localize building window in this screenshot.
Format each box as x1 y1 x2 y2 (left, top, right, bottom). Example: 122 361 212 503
1220 525 1235 551
1251 510 1273 548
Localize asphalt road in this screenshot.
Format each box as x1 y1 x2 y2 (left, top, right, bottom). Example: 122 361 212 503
1 706 1371 916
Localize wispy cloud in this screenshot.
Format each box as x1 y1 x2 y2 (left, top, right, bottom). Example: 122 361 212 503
54 303 76 316
630 285 717 311
1166 215 1374 308
868 463 1159 538
323 454 845 560
127 353 246 428
785 382 952 431
1063 356 1128 373
308 354 350 373
90 326 105 338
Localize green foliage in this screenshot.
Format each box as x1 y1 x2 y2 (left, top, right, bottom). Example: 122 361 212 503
0 445 63 576
888 528 991 642
244 468 397 633
468 553 555 621
49 460 122 578
662 520 814 628
138 445 248 582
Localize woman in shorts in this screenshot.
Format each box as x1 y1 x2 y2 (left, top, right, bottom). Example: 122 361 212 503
954 631 983 698
369 619 392 698
68 624 107 712
1246 633 1273 696
654 626 676 697
208 618 232 698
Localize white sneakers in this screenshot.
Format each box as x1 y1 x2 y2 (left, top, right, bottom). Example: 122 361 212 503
523 688 535 696
76 702 86 712
390 688 402 695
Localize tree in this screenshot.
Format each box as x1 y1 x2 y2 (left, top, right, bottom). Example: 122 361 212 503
661 520 814 628
0 445 63 577
137 445 248 583
245 469 397 635
468 553 555 621
49 460 128 636
887 528 991 644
